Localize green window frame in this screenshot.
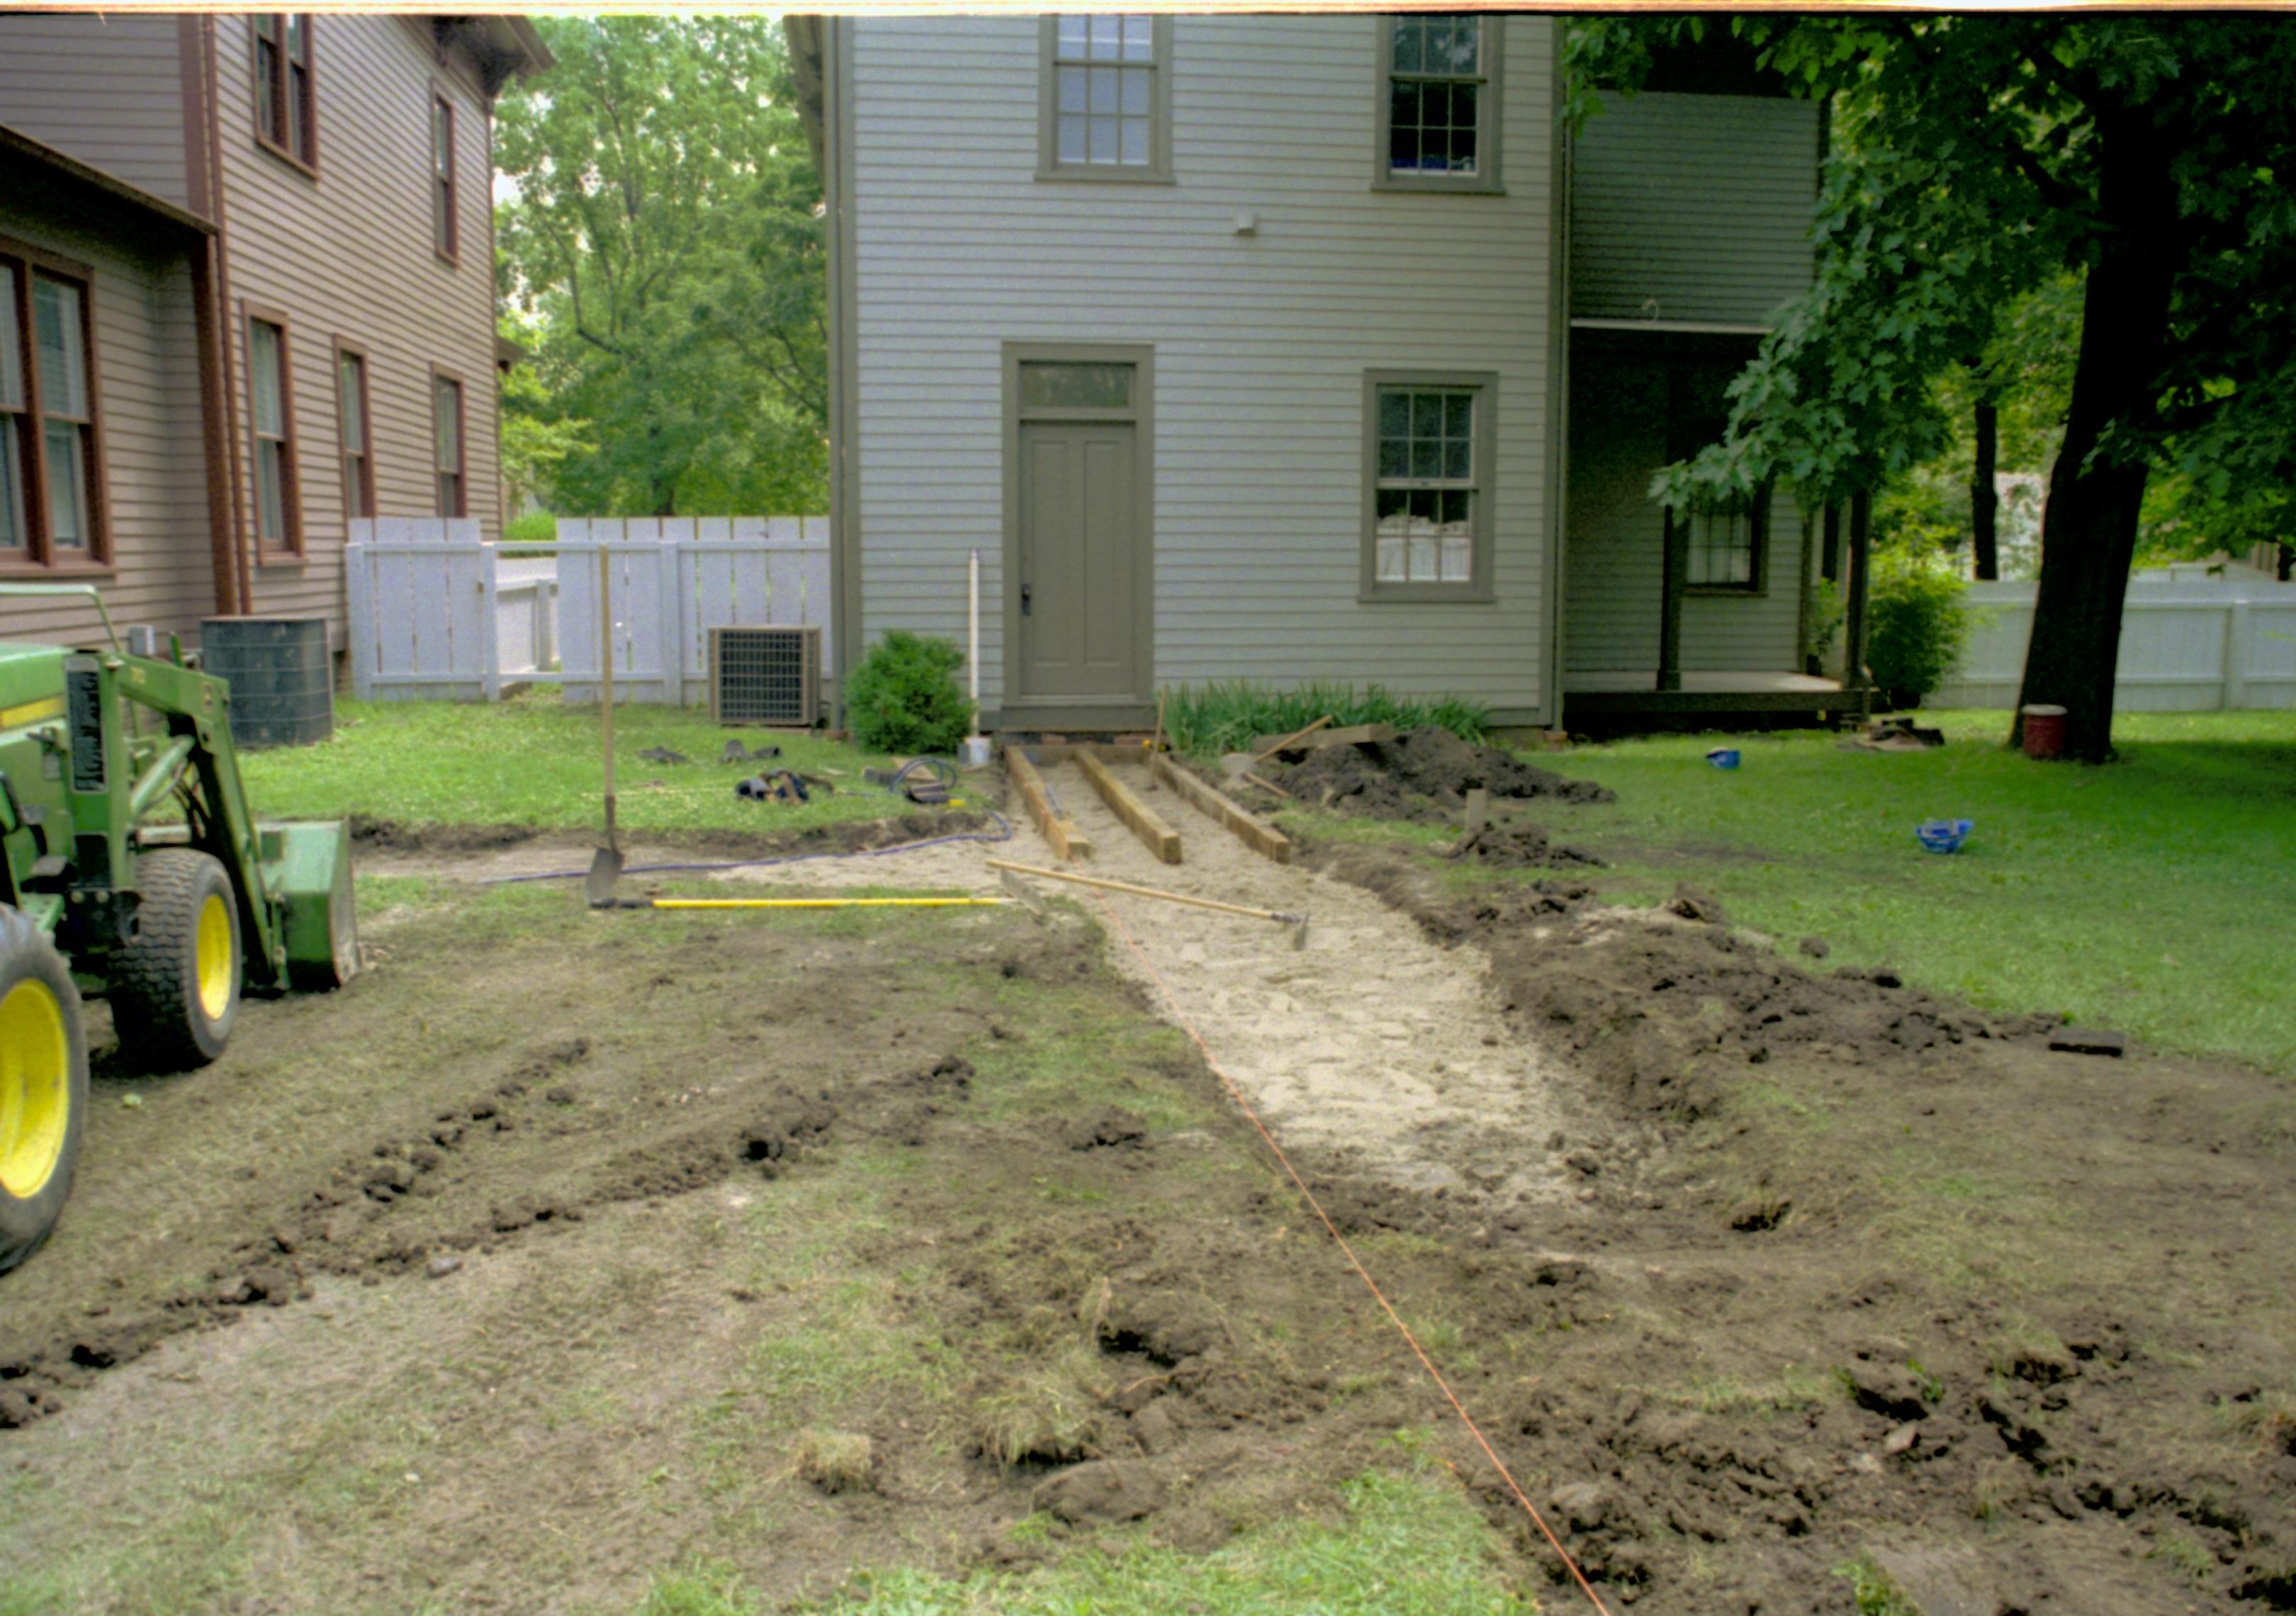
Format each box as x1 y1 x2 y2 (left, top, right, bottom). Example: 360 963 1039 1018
1361 369 1497 604
1038 14 1174 184
1373 15 1503 195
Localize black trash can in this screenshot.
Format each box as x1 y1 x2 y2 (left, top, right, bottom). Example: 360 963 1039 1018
201 617 333 748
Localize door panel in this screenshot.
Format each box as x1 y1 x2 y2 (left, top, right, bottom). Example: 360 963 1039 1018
1018 420 1139 701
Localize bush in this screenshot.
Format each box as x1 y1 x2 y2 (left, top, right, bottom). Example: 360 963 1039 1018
1866 547 1971 700
503 510 558 544
843 631 974 755
1160 680 1491 756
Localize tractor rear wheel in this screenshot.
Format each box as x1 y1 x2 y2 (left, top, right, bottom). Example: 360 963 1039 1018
111 848 240 1073
0 905 89 1274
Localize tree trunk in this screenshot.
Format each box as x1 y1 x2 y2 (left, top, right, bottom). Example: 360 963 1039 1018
2012 109 2180 763
1971 400 2000 581
1842 487 1874 690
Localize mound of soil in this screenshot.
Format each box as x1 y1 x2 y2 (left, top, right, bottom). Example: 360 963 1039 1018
1444 821 1606 870
1271 725 1612 822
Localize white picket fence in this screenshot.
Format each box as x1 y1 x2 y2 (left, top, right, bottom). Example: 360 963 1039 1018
1932 562 2296 711
344 516 831 705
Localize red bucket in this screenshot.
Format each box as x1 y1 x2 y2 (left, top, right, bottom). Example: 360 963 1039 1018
2021 703 2068 761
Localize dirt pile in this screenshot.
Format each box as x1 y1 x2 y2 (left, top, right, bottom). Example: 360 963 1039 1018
1444 820 1606 870
1271 725 1612 821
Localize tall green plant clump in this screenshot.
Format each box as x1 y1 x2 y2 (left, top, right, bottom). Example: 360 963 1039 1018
1160 682 1491 756
1866 547 1971 700
843 632 974 755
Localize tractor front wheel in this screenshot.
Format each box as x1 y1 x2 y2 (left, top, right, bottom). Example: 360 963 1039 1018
112 849 240 1074
0 905 89 1273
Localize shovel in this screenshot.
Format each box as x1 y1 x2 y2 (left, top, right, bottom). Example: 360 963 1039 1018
585 544 623 908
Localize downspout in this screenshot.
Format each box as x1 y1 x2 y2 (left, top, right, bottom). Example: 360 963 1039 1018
179 16 237 616
204 16 253 615
1543 23 1572 730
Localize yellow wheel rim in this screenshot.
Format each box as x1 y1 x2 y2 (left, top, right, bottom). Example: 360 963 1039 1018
195 892 235 1023
0 978 70 1200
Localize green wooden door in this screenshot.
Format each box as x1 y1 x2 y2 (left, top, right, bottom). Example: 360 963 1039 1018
1017 420 1142 702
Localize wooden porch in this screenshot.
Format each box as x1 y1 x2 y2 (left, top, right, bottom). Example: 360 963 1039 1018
1561 668 1871 723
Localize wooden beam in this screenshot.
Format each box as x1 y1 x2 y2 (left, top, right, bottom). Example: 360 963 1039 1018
1077 749 1183 863
1249 714 1332 761
1019 741 1147 765
1250 721 1395 756
1005 746 1092 861
1149 752 1292 864
986 858 1297 924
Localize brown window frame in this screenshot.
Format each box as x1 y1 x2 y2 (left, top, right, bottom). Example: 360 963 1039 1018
252 13 320 174
244 303 304 559
332 336 375 523
431 366 467 519
431 89 460 264
0 237 111 573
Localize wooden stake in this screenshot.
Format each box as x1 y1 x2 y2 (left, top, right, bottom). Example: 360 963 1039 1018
984 858 1298 924
1079 750 1183 863
1150 752 1293 864
1005 746 1092 861
1251 713 1333 761
1241 772 1294 801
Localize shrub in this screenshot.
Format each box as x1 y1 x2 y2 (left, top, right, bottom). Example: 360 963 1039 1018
844 630 974 755
503 510 558 545
1866 547 1971 700
1160 681 1491 756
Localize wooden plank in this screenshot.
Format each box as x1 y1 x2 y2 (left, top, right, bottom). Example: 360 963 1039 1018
1005 746 1092 861
1149 752 1292 864
1078 749 1183 864
1022 741 1147 765
1249 714 1332 760
1251 721 1396 756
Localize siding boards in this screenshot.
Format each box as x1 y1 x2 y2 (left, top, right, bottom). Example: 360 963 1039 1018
0 206 210 648
1564 345 1807 675
0 15 190 208
215 16 502 645
851 15 1558 717
1570 91 1818 326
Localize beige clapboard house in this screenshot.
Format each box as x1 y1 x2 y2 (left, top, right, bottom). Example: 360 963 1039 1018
0 12 546 654
809 15 1857 729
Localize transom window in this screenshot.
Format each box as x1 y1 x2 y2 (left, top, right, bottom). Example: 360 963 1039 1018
1363 373 1496 601
252 14 318 169
1040 16 1171 182
0 250 108 568
1375 16 1502 193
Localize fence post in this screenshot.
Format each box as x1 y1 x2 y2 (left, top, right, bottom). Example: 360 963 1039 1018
2224 600 2250 711
344 528 373 700
480 545 502 702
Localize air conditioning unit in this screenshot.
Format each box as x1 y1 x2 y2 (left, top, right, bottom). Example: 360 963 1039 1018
708 626 822 726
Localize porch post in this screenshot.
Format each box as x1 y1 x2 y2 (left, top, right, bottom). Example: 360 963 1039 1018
1658 505 1686 692
1797 494 1818 677
1842 486 1874 690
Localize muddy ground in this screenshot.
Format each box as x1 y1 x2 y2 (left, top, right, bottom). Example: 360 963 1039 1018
3 782 2292 1615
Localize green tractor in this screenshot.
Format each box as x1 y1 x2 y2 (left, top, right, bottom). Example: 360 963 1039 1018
0 586 356 1273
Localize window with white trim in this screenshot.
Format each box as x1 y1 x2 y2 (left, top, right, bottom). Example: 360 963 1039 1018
1040 15 1171 181
247 313 300 553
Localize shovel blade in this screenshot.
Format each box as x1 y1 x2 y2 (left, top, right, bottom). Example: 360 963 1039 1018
585 845 624 909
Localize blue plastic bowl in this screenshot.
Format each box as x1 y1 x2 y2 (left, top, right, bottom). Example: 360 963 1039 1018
1916 818 1974 855
1706 748 1741 770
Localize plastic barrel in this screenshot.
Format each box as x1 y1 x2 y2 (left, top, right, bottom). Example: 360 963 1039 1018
200 617 334 749
2020 703 2068 761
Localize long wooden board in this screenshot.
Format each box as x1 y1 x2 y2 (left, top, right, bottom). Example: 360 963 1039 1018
1149 752 1292 864
1250 721 1396 756
1078 750 1183 864
1005 746 1092 861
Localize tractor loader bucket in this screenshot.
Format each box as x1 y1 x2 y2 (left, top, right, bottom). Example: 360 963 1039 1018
258 820 360 990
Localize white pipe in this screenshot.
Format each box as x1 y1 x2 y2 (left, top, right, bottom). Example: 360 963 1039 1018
968 547 981 708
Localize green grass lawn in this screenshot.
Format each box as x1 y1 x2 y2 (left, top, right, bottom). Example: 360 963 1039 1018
238 692 960 836
1536 709 2295 1074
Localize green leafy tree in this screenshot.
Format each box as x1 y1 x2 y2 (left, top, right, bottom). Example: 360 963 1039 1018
495 17 825 518
1572 16 2296 761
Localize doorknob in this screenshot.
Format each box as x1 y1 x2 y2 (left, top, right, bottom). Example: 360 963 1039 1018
1020 583 1032 617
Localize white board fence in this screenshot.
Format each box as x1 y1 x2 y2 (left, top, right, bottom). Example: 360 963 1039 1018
1933 563 2296 711
344 516 831 705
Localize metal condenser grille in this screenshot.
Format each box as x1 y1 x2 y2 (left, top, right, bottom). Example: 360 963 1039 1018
709 627 820 726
